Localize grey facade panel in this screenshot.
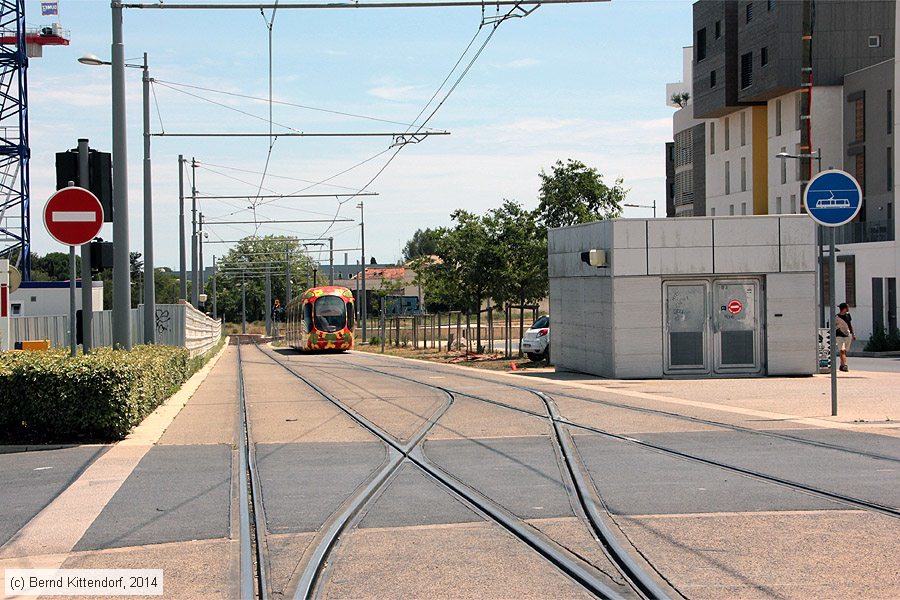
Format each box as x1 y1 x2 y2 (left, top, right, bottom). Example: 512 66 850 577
666 141 676 218
843 59 895 226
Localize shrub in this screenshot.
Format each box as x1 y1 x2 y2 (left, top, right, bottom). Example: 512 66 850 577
865 327 900 352
0 345 192 443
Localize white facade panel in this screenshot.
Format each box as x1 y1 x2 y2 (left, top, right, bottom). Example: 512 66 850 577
766 273 817 376
611 248 647 277
648 247 714 275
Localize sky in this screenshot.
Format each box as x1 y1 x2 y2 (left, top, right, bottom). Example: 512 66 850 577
23 0 693 272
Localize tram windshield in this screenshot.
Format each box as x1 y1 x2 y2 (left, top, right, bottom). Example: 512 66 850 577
314 296 347 332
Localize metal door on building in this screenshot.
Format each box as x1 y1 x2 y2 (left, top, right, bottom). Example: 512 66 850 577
664 278 763 376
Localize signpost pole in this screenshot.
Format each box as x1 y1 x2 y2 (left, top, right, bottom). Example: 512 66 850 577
829 227 838 416
78 139 93 354
69 246 77 357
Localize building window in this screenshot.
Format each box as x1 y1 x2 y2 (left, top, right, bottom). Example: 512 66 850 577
710 69 717 88
715 20 721 39
725 161 731 195
775 99 782 136
746 3 753 22
767 0 773 10
790 194 797 213
868 35 882 48
710 122 716 154
669 144 675 161
795 92 802 130
741 52 753 89
776 196 783 213
725 117 730 150
697 28 707 62
855 97 865 143
741 202 747 215
729 204 735 216
741 112 747 146
711 207 716 216
761 46 769 66
888 147 893 191
888 89 892 134
856 151 866 195
741 157 747 191
780 146 787 184
845 257 857 307
795 143 802 181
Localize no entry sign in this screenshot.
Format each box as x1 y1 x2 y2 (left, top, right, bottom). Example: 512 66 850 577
727 299 743 315
44 187 104 246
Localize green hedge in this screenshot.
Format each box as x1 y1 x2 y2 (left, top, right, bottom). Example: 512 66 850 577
0 345 194 443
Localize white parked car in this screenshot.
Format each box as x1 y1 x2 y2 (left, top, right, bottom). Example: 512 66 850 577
520 315 550 362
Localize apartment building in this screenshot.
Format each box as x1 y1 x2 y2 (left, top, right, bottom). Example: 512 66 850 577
666 0 898 340
665 47 707 217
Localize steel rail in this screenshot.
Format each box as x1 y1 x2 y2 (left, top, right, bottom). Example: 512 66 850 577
345 354 900 520
256 344 627 600
320 355 670 598
235 339 269 599
124 0 609 9
353 354 900 464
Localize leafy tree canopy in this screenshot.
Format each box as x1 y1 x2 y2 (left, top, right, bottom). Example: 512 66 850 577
402 228 443 263
535 159 627 229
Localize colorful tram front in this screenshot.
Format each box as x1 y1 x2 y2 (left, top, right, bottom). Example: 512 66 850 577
286 286 355 351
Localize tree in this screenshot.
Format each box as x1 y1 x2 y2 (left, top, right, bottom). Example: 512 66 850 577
671 92 690 108
210 236 316 323
489 200 548 309
535 159 627 229
402 228 443 263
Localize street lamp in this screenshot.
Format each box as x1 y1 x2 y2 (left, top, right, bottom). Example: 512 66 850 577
777 149 823 173
79 51 155 345
623 201 657 218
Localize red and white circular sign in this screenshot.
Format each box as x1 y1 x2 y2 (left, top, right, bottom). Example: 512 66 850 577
44 187 104 246
727 299 743 315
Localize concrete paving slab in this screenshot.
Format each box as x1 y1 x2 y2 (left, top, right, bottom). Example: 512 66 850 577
357 463 482 529
60 538 237 600
573 433 840 516
527 516 629 588
241 353 375 444
159 346 237 446
423 436 573 520
555 394 721 436
616 510 900 599
427 395 550 440
74 445 231 551
766 427 900 460
265 532 316 598
0 446 108 546
638 430 900 509
322 521 595 599
255 442 387 534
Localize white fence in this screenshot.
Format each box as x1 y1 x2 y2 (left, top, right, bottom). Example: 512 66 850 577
10 302 222 357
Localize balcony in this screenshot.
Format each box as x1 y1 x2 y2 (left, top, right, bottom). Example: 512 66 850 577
833 219 895 244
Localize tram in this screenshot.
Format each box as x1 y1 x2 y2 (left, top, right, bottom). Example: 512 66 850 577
285 286 355 351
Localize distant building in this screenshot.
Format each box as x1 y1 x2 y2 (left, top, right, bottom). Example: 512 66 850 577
10 281 104 317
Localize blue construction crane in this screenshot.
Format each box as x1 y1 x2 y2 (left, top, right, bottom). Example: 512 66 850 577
0 0 69 280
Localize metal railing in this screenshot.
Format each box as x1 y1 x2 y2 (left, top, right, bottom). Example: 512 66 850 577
833 218 895 244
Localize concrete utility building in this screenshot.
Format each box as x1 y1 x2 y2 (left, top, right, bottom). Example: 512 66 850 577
549 216 816 378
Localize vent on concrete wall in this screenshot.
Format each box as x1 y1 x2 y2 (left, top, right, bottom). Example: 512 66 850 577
868 35 882 48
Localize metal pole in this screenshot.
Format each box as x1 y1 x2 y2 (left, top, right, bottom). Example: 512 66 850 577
829 227 837 416
199 212 205 300
212 255 217 318
359 201 367 342
265 264 272 336
329 237 334 285
142 53 156 344
191 158 199 307
818 224 826 328
111 0 132 349
284 248 291 304
380 296 385 353
78 139 93 353
242 269 247 334
178 155 186 300
69 246 77 357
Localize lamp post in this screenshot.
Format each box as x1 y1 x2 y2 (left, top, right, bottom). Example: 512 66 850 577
358 201 367 342
623 201 657 218
79 51 155 345
778 149 826 327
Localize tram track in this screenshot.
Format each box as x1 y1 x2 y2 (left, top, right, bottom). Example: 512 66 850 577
352 353 900 464
254 343 651 600
323 352 900 520
260 342 669 599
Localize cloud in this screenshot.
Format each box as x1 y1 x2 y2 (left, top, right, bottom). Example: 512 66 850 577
493 58 541 69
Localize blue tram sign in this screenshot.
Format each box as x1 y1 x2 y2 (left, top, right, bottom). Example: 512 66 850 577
803 169 863 227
